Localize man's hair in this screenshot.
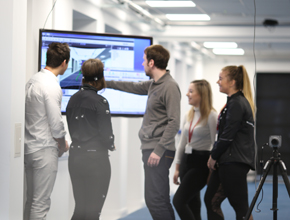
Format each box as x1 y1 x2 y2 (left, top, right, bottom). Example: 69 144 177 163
144 45 170 70
82 59 106 91
46 42 70 68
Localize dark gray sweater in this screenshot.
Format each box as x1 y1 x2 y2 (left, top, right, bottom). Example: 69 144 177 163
106 71 181 157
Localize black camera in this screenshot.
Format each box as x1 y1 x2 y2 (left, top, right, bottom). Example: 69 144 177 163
269 135 282 148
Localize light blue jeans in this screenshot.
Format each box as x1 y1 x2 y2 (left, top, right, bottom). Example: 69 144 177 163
24 147 58 220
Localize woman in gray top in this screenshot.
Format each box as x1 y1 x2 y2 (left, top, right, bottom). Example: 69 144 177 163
173 79 217 220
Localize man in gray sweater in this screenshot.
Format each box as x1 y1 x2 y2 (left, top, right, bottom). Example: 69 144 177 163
106 44 181 220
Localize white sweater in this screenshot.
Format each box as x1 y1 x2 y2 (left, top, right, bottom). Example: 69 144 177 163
175 108 218 164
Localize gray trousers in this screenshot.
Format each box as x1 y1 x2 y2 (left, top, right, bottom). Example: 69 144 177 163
142 149 175 220
24 147 58 220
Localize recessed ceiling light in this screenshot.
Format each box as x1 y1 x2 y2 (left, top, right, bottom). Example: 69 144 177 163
166 14 210 21
146 1 196 7
212 48 245 55
203 42 238 48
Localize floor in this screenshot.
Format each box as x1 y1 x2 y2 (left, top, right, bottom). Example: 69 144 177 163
117 181 290 220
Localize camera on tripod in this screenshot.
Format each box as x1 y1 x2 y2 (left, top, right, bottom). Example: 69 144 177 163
244 134 290 220
269 135 282 148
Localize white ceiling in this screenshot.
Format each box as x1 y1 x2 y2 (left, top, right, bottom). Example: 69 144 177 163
101 0 290 61
136 0 290 26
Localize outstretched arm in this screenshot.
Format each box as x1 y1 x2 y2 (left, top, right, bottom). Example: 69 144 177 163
106 80 152 95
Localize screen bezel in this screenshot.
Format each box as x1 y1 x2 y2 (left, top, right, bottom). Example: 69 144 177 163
38 29 153 117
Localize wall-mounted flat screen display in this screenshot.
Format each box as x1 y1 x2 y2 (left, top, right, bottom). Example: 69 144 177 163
39 29 152 116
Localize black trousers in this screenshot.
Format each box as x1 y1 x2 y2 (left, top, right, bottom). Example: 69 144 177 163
68 148 111 220
204 163 250 220
173 151 210 220
142 149 175 220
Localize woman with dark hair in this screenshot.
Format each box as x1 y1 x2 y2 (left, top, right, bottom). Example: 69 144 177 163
205 65 255 220
66 58 115 220
173 79 217 220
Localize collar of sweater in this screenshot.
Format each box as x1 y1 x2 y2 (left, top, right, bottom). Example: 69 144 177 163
153 70 171 85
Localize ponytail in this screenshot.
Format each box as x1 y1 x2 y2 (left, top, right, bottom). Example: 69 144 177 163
240 65 255 119
222 65 256 119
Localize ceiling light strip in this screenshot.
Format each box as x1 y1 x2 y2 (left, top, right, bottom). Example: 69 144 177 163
166 14 210 21
146 1 196 7
212 48 245 55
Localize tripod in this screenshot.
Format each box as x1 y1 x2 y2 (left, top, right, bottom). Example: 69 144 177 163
244 147 290 220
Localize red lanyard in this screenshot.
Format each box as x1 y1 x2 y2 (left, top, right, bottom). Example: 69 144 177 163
188 118 200 143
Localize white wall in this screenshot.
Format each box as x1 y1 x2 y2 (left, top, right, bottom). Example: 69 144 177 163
0 0 27 219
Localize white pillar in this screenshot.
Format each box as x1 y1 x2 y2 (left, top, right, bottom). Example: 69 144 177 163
26 0 54 81
0 0 27 219
102 117 129 219
166 42 176 79
125 118 144 213
54 0 73 30
194 55 204 79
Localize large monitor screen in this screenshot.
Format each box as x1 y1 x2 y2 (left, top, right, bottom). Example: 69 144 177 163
39 29 152 116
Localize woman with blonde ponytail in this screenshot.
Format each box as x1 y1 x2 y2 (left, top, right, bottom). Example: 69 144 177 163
173 80 217 220
205 65 255 220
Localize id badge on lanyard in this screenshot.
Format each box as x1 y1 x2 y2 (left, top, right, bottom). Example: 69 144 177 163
185 118 200 154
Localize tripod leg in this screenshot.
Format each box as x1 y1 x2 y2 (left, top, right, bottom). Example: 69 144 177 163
271 161 278 220
278 160 290 197
243 159 273 220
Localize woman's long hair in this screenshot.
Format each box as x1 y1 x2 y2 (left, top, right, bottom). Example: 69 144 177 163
222 65 255 119
187 79 215 124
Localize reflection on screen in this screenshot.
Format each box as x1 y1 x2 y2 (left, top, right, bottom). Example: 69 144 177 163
39 30 152 116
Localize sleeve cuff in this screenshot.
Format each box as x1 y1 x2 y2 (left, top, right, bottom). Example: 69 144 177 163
153 144 166 158
175 160 181 164
211 151 218 160
52 130 66 139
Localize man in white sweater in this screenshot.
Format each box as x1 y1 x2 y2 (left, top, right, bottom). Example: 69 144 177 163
24 42 70 220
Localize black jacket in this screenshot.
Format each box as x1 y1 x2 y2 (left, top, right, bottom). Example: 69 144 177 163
66 84 115 151
211 91 255 170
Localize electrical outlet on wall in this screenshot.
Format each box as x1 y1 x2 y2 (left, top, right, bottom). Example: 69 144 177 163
14 123 21 158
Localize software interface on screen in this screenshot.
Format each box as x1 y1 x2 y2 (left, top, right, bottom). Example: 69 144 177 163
40 31 151 115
